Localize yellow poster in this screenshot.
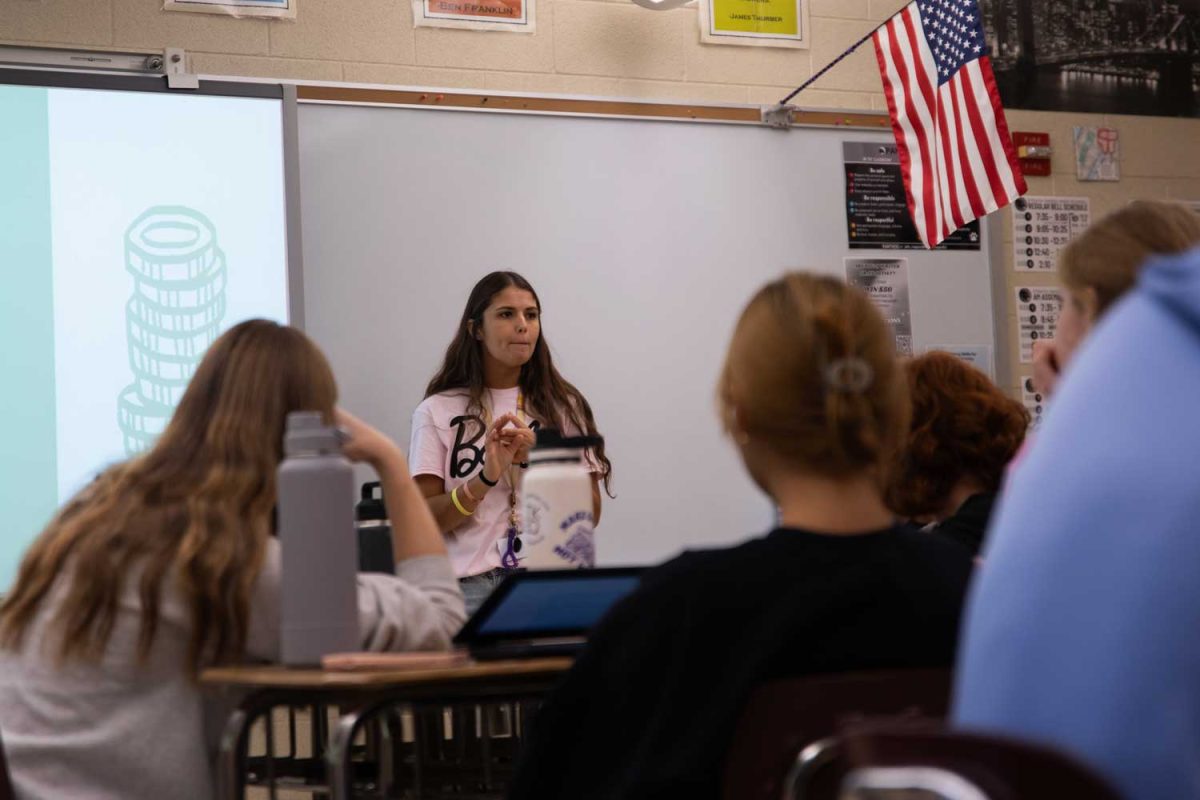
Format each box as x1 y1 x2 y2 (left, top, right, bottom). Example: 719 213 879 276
701 0 807 48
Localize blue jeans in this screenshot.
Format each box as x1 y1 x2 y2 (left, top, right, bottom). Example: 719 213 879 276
459 567 510 617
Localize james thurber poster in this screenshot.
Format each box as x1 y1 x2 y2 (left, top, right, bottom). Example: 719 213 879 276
846 258 913 356
414 0 532 31
700 0 808 48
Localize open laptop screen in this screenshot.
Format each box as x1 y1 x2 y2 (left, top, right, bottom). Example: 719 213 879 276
455 568 644 646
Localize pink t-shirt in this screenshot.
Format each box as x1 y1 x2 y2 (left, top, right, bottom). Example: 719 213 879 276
409 388 535 577
411 388 600 577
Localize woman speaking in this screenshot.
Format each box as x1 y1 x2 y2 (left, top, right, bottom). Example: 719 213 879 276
410 271 613 613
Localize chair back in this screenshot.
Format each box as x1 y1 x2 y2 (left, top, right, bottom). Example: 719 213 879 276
812 722 1122 800
0 727 14 800
721 669 952 800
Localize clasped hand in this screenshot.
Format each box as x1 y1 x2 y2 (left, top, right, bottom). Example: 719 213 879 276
484 413 536 480
1030 339 1063 399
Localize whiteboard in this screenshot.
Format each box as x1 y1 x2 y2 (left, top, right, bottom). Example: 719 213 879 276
296 103 998 566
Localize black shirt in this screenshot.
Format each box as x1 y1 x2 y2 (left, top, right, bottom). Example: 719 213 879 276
508 525 973 800
930 492 996 556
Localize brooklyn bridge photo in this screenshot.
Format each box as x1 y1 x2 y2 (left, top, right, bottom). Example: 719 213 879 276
979 0 1200 117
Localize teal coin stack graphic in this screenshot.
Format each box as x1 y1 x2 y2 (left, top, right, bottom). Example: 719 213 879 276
118 206 227 455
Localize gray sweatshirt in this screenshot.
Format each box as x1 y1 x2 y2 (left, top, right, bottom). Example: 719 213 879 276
0 540 466 800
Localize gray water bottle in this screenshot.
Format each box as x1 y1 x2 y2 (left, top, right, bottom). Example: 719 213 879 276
278 411 359 666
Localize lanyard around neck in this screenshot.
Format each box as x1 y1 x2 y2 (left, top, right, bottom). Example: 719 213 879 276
483 390 524 426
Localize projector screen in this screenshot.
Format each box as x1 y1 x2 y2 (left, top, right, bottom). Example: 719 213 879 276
0 78 292 591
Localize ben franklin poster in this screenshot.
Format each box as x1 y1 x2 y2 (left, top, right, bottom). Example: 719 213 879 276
414 0 533 31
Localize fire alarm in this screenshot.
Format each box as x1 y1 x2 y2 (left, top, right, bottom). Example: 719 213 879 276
1013 132 1052 177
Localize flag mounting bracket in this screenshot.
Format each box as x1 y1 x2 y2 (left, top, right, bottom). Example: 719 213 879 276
761 104 795 129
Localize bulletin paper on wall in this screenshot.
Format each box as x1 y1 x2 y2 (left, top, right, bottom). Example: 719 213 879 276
846 258 912 356
1012 196 1091 272
164 0 295 18
844 142 981 251
414 0 532 31
1021 376 1046 431
1074 126 1120 182
1015 286 1063 363
924 345 994 380
701 0 807 47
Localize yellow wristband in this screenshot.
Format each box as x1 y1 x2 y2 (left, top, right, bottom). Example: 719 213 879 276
450 486 473 516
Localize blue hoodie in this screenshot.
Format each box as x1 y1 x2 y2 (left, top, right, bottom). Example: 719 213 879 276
954 245 1200 800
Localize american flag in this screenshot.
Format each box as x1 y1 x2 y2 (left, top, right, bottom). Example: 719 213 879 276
873 0 1026 248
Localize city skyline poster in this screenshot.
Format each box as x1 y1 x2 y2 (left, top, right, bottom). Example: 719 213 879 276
979 0 1200 117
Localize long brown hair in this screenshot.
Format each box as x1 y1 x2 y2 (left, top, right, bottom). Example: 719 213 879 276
718 273 909 479
0 320 337 674
424 271 613 495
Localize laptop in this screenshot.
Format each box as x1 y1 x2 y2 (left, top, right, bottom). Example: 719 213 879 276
454 568 644 661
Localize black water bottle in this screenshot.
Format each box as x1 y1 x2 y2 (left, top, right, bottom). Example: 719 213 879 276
356 481 395 574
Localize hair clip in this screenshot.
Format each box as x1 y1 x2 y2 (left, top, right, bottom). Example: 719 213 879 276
824 357 874 394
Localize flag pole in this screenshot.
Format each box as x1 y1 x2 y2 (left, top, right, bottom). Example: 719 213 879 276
778 16 893 106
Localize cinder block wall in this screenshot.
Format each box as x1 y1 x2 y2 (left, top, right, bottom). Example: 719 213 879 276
0 0 909 105
3 0 1198 396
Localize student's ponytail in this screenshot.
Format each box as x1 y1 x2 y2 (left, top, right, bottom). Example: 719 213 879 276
718 273 908 478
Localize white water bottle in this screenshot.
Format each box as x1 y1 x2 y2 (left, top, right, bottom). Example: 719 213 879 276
519 428 602 569
277 411 359 665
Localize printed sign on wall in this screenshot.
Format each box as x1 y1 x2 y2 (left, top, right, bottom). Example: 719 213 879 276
414 0 533 31
1021 375 1047 431
1015 286 1063 363
844 142 981 251
164 0 295 17
846 258 912 356
925 345 995 381
700 0 808 48
1012 196 1090 272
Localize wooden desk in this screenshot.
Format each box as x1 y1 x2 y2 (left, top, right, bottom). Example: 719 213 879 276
202 658 572 800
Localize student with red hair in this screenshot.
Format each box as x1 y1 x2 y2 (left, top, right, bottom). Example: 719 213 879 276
886 351 1029 556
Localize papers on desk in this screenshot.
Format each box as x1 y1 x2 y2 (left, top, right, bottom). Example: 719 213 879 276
322 649 471 671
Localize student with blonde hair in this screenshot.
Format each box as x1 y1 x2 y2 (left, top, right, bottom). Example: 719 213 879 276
0 319 465 800
1032 200 1200 398
508 273 973 800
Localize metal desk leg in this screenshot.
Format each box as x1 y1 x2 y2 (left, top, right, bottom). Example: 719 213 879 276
215 691 289 800
328 699 399 800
